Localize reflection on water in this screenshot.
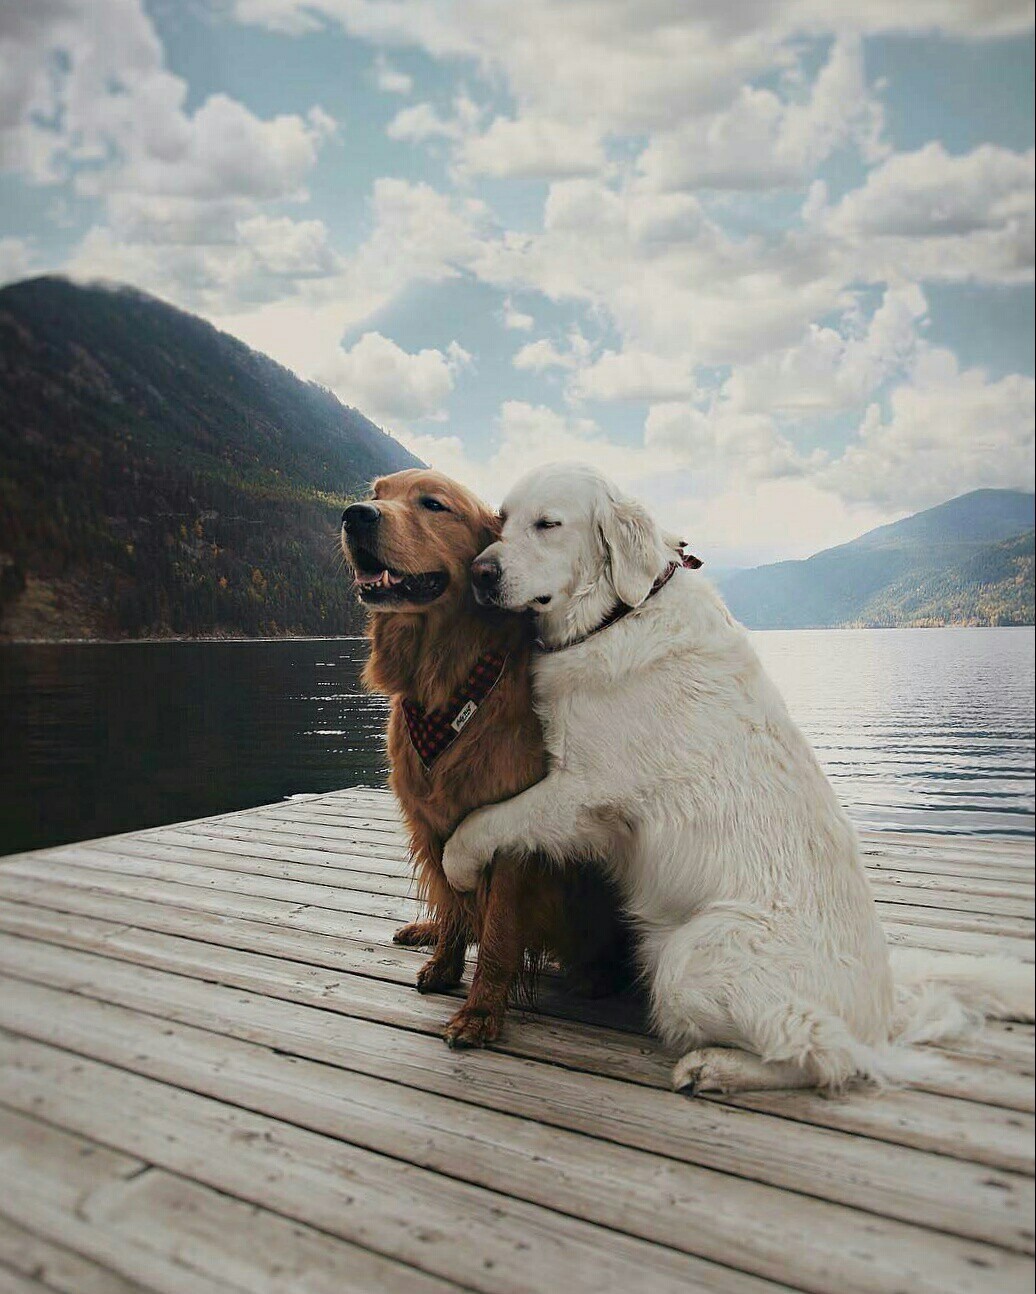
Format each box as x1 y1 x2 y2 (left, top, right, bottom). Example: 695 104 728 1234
755 628 1034 838
0 638 387 857
0 628 1032 856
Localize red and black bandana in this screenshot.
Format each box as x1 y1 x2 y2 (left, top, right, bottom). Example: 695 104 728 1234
401 650 509 770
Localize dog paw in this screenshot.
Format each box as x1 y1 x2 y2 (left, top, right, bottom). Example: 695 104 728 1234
443 1005 502 1049
672 1048 730 1094
393 921 439 948
415 958 462 995
442 835 486 893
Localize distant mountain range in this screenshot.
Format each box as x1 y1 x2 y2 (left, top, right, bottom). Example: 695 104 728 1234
0 276 420 640
718 490 1035 629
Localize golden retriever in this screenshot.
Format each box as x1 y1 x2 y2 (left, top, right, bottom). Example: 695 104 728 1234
341 467 629 1046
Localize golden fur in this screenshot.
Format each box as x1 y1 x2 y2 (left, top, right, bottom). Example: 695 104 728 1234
344 468 629 1045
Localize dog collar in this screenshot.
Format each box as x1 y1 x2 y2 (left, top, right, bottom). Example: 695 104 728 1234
402 650 509 769
534 549 701 655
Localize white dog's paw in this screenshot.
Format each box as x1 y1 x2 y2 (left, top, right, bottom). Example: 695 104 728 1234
442 832 488 892
672 1048 729 1094
672 1047 811 1095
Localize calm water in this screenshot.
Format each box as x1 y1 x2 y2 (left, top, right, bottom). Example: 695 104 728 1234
1 628 1033 856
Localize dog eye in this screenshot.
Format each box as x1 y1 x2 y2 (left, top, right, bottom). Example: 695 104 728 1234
420 497 450 513
534 519 561 531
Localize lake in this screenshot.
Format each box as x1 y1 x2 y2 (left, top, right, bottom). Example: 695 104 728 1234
1 628 1033 857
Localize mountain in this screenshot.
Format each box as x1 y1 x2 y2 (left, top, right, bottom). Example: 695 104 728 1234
718 490 1035 629
0 276 421 640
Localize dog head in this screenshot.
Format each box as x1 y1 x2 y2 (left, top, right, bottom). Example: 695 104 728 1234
341 469 498 614
472 462 672 622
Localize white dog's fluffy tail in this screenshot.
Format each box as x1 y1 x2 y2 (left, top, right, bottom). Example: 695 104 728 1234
888 947 1034 1045
806 950 1034 1090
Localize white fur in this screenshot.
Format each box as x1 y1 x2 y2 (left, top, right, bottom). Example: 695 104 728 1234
443 463 1034 1092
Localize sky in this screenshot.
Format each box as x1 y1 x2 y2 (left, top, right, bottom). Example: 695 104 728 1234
0 1 1033 566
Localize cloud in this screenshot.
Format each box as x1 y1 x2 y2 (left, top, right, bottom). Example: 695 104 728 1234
231 2 1034 144
817 143 1035 284
2 2 338 315
639 37 885 192
374 54 412 95
501 298 534 331
66 212 342 312
205 177 492 371
398 399 682 505
571 349 699 403
645 402 813 481
723 283 928 415
458 116 606 180
386 102 466 144
318 330 472 425
822 347 1035 509
512 339 576 373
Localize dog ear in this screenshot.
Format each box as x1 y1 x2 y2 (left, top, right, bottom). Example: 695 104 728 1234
597 487 668 607
476 508 501 554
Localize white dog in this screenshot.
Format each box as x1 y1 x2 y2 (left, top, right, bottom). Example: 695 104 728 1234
445 462 1032 1092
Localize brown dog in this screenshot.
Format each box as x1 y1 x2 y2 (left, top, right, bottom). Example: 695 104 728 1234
341 468 630 1046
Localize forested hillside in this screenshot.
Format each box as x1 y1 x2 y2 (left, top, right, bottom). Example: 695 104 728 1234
719 490 1035 629
0 277 420 639
854 531 1034 627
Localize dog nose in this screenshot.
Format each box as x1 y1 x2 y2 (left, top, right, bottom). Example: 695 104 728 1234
342 502 380 532
471 556 501 591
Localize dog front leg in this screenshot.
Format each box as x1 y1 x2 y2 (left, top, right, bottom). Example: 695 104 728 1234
443 856 530 1049
443 771 609 892
414 908 468 994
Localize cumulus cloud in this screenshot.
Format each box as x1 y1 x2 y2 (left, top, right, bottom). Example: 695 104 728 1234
398 399 682 505
645 402 813 481
512 339 577 373
387 102 466 144
2 2 337 314
823 347 1035 509
319 331 472 425
458 117 607 180
639 38 885 192
571 350 699 403
8 0 1030 565
817 143 1035 284
723 284 928 415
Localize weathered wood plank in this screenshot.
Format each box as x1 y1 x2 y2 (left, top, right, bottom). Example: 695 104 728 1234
2 787 1032 1293
0 877 1030 1100
4 976 1031 1292
0 947 1030 1254
0 1213 148 1294
159 814 1036 889
0 1107 224 1294
0 1108 457 1294
0 923 1030 1170
10 845 1033 961
0 1035 791 1294
46 834 1036 924
2 853 420 922
93 828 1036 919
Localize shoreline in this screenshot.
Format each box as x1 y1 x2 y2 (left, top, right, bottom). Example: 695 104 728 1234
2 624 1034 646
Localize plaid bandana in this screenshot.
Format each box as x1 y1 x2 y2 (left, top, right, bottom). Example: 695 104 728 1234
401 650 509 769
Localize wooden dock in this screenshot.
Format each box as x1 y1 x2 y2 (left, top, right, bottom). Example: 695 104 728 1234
0 787 1032 1294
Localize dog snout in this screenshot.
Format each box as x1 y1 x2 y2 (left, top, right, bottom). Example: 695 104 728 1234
342 502 381 533
471 555 502 593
